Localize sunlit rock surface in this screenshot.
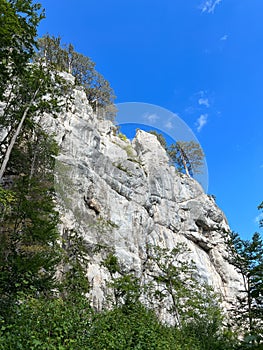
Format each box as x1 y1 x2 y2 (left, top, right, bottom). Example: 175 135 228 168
42 77 242 320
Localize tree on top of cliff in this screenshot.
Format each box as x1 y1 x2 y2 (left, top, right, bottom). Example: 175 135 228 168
148 131 204 177
168 141 205 177
148 130 168 149
35 34 116 120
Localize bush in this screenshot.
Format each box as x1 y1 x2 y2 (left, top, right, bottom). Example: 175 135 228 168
0 296 92 350
88 303 178 350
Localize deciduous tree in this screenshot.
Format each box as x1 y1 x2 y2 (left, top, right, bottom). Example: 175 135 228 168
0 0 43 98
146 243 222 328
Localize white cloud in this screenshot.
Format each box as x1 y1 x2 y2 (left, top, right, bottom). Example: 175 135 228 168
196 90 211 107
200 0 222 14
143 113 159 123
198 97 210 108
220 34 228 41
196 114 208 132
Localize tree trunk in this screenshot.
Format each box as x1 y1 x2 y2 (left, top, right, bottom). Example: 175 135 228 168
182 156 190 177
169 281 181 328
0 87 40 181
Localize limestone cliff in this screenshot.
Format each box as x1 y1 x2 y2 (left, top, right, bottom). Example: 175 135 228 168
42 75 242 319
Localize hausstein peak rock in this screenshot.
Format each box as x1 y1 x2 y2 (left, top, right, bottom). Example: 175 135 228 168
42 74 242 320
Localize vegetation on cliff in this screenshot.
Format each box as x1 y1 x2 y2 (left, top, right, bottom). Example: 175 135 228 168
148 130 205 177
0 1 262 349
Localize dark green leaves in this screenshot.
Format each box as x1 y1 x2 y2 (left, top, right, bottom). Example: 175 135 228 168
228 231 263 347
146 243 222 327
0 0 43 98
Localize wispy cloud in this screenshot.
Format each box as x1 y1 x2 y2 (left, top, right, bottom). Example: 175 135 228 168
196 90 211 108
198 97 210 108
143 113 159 123
196 114 208 132
220 34 228 41
200 0 222 14
185 90 212 117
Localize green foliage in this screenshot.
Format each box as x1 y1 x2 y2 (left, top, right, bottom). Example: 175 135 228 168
228 231 263 347
37 34 66 71
0 130 61 313
88 302 177 350
147 131 205 176
102 252 121 275
258 201 263 228
0 296 92 350
0 294 237 350
0 187 15 209
123 144 134 157
143 243 237 349
0 61 69 181
0 0 44 98
0 4 245 349
146 243 222 327
110 274 141 308
35 34 116 119
0 0 68 320
0 244 239 350
0 0 66 181
60 229 90 299
117 132 128 142
103 253 140 307
168 140 204 176
173 320 237 350
99 248 235 350
149 130 168 149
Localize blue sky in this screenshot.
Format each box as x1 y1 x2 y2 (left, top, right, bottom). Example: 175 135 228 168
37 0 263 240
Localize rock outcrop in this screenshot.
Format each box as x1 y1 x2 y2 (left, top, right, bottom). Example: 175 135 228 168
42 75 242 320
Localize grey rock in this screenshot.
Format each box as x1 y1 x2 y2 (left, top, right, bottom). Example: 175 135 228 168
41 84 243 321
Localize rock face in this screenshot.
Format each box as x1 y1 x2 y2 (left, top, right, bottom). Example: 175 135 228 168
42 76 242 319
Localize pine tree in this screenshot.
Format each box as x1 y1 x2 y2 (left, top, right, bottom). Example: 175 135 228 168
168 141 204 177
35 34 116 118
228 231 263 347
147 131 205 177
0 127 61 311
